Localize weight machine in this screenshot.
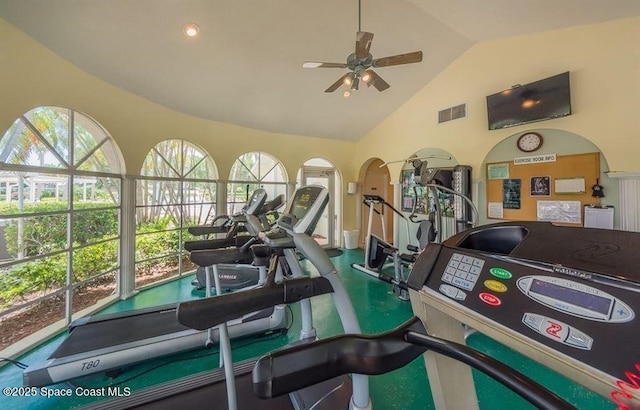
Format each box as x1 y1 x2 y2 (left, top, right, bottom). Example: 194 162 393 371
352 158 477 301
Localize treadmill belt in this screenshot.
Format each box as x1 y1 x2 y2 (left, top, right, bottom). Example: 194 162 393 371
81 360 293 410
80 357 352 410
50 308 191 358
132 370 293 410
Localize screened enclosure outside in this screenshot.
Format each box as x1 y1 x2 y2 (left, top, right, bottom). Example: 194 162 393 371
136 140 218 288
227 152 288 216
0 106 123 350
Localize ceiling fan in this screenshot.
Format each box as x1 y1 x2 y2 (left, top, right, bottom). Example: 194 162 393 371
303 0 423 97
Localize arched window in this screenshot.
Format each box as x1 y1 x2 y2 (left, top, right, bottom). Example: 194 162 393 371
136 140 217 288
227 152 287 214
0 106 123 349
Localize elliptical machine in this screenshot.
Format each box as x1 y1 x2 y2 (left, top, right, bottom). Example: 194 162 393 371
350 194 411 277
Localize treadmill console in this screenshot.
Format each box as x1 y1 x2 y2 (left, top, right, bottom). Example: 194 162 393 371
408 222 640 405
277 185 329 236
242 188 268 216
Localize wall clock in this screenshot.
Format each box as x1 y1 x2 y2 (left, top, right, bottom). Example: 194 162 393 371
517 132 543 152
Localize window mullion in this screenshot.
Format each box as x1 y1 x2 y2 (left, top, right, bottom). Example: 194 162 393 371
178 179 184 275
153 147 181 178
183 155 207 179
0 120 24 163
65 174 73 325
20 115 69 168
239 159 259 181
261 162 279 181
66 112 78 321
74 136 108 169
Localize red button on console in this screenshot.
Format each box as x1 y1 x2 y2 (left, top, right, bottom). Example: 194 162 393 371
479 292 501 306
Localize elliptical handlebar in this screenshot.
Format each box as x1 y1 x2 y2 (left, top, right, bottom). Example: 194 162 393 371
404 331 576 410
408 214 420 223
176 276 335 330
245 214 266 237
252 317 577 410
362 194 407 220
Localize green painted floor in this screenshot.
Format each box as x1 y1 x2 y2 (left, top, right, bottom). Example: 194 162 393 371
0 249 613 409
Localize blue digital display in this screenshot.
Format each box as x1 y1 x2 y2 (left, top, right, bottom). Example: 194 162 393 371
529 279 611 315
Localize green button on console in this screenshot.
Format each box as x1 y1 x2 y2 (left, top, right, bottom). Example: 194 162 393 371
489 267 512 280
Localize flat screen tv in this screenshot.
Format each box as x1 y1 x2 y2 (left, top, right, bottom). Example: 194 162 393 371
487 72 571 130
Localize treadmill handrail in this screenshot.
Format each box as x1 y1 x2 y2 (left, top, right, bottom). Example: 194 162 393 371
176 276 334 330
253 317 577 410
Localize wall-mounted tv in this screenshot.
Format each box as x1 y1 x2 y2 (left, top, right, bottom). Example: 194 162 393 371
487 72 571 130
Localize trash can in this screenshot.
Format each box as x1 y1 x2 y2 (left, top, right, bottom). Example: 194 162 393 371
343 230 360 250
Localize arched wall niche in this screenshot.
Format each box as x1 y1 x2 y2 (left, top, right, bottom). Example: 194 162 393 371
395 147 460 252
478 128 618 228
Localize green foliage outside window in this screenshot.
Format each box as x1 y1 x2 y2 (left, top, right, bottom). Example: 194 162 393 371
0 203 195 309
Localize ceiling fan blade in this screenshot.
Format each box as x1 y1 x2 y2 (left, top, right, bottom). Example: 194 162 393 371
303 61 348 69
325 73 351 93
355 31 374 59
372 51 423 68
365 70 390 91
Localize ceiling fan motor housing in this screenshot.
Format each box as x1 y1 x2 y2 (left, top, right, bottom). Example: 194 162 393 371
347 53 373 71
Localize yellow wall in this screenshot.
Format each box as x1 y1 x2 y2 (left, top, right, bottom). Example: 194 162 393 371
1 17 638 233
0 17 360 227
355 17 640 180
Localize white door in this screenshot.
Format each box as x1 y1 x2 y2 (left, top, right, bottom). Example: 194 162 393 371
302 168 335 248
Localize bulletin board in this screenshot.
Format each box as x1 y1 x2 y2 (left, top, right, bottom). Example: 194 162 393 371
485 152 600 224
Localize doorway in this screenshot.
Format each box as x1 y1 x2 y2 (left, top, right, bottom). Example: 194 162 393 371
299 160 339 248
360 159 394 247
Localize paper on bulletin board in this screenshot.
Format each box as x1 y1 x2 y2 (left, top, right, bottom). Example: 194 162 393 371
537 200 582 224
530 176 550 196
554 177 586 194
488 202 503 218
584 206 614 229
488 163 509 179
503 179 521 209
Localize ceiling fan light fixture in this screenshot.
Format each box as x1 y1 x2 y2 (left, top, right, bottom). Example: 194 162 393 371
304 0 423 95
183 23 200 38
351 77 360 91
343 72 355 86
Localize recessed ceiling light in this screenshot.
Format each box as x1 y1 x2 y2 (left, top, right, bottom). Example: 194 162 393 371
183 23 200 38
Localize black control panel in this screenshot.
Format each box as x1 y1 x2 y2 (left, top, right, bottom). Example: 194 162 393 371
408 222 640 383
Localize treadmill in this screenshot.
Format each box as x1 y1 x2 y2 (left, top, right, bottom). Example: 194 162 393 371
23 190 287 388
81 185 372 410
406 221 640 408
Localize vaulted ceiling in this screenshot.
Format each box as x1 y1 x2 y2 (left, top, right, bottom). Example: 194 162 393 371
1 0 638 141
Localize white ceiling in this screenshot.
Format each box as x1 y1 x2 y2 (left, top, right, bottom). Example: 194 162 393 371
1 0 638 142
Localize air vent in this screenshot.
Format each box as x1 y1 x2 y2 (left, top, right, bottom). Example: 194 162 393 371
438 103 467 124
